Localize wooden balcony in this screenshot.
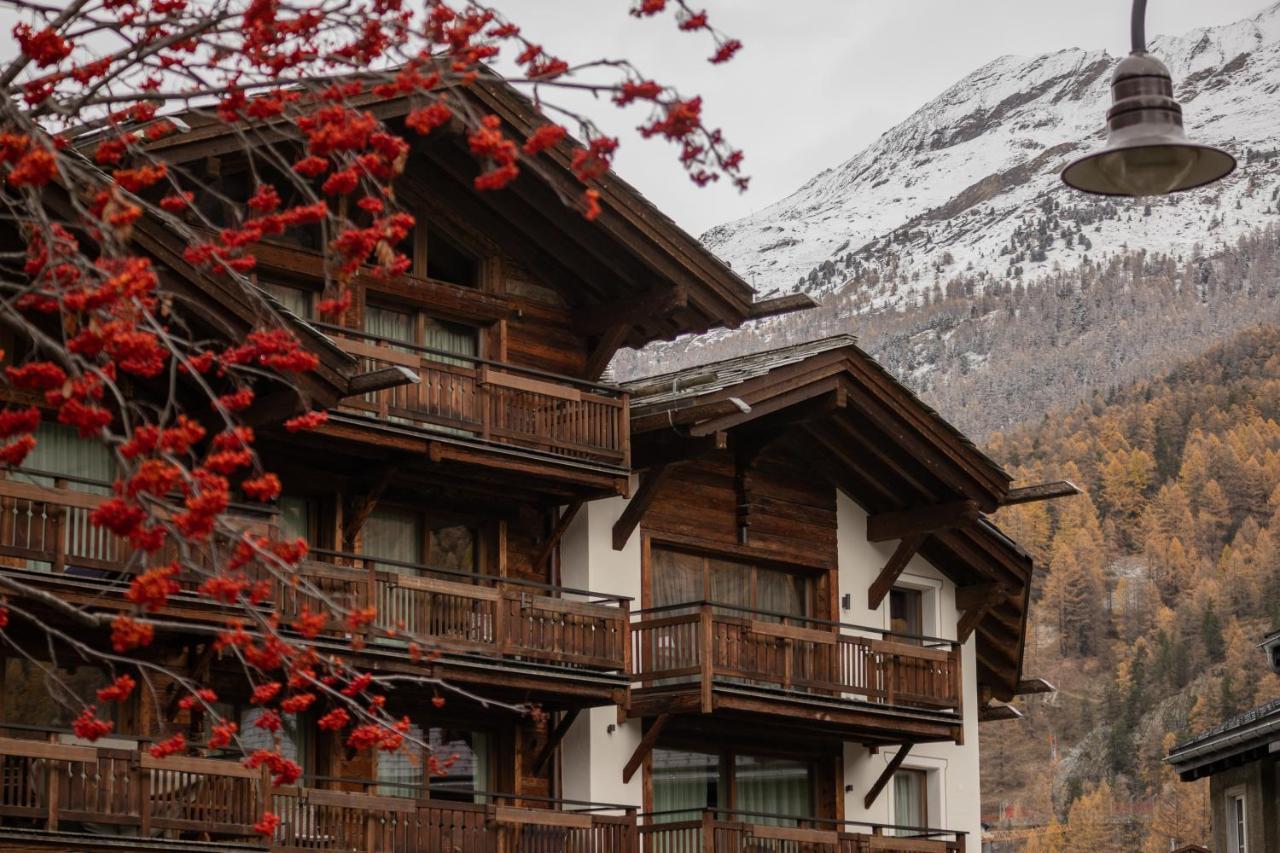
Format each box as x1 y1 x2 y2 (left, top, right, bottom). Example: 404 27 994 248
0 735 636 852
0 474 630 703
324 324 630 472
630 604 964 744
639 810 966 853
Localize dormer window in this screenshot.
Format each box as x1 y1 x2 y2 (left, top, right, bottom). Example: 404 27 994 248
416 223 480 288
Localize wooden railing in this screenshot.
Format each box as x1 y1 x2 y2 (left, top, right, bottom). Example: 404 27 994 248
639 810 965 853
283 548 630 672
0 476 629 674
0 735 266 839
273 783 636 853
323 324 629 469
632 604 962 711
0 735 636 851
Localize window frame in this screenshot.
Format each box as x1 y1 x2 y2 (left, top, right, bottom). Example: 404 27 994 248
1226 786 1248 853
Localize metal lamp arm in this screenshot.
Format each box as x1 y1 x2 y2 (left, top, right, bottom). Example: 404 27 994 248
1132 0 1148 53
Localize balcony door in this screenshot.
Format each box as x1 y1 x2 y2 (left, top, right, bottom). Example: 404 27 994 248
365 302 479 430
650 746 814 827
650 547 811 622
377 723 492 802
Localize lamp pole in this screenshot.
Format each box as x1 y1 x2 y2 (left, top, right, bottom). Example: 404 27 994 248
1060 0 1235 197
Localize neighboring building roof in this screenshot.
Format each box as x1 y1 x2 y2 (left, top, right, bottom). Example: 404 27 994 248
1166 697 1280 781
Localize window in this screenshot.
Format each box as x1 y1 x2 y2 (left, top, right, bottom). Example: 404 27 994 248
378 724 491 801
650 747 814 826
890 587 924 639
651 547 811 621
892 768 929 832
361 505 478 578
1228 789 1248 853
3 658 128 737
261 282 313 319
365 302 479 366
415 225 480 288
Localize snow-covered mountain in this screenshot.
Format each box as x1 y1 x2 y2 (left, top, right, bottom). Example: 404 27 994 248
702 2 1280 305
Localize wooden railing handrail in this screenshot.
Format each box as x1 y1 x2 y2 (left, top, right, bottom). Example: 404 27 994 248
308 546 631 604
632 600 958 649
314 321 626 397
637 807 966 839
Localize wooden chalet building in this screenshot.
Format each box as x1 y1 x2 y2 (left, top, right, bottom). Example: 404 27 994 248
0 74 1064 853
1166 630 1280 853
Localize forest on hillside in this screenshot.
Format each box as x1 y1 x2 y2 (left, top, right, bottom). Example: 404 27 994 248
980 324 1280 851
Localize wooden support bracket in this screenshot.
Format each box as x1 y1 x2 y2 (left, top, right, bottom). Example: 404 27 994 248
622 714 669 784
531 708 580 777
1015 677 1057 695
867 500 979 543
612 464 672 551
864 743 913 810
1002 480 1082 506
342 463 398 550
534 500 583 571
585 323 632 381
868 534 924 610
979 703 1024 722
346 365 420 396
957 600 996 644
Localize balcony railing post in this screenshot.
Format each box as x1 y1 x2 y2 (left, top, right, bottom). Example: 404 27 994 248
701 808 715 853
44 738 59 832
136 753 152 837
699 605 714 713
952 642 965 744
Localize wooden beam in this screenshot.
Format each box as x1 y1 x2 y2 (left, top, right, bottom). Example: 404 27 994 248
622 713 669 784
688 379 841 437
747 292 817 320
978 703 1023 722
531 708 580 776
577 285 687 335
1003 480 1082 506
585 322 632 382
867 500 979 543
868 535 924 610
341 463 398 549
1015 677 1057 696
957 600 995 644
612 464 672 551
534 500 583 571
864 744 912 810
346 365 420 396
955 582 1011 612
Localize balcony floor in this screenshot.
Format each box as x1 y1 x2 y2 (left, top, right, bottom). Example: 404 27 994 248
630 681 963 746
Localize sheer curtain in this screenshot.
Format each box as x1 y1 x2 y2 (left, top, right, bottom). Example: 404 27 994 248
260 282 310 319
21 423 115 571
651 748 718 822
756 567 805 621
378 721 425 797
734 755 812 827
429 727 490 804
892 770 927 834
363 507 423 641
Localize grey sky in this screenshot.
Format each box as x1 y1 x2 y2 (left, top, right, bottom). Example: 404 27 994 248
497 0 1271 235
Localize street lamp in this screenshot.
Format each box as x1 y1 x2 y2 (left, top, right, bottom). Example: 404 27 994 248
1061 0 1235 196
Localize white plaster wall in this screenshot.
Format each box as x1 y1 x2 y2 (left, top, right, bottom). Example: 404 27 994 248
557 488 644 809
836 489 982 844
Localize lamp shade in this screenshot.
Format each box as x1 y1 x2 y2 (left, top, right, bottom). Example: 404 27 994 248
1061 52 1235 196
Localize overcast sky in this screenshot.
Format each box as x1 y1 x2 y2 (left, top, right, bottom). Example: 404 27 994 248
497 0 1272 235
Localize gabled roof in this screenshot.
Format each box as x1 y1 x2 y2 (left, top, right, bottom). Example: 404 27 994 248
626 334 1013 512
625 335 1033 700
1166 697 1280 780
131 71 813 353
